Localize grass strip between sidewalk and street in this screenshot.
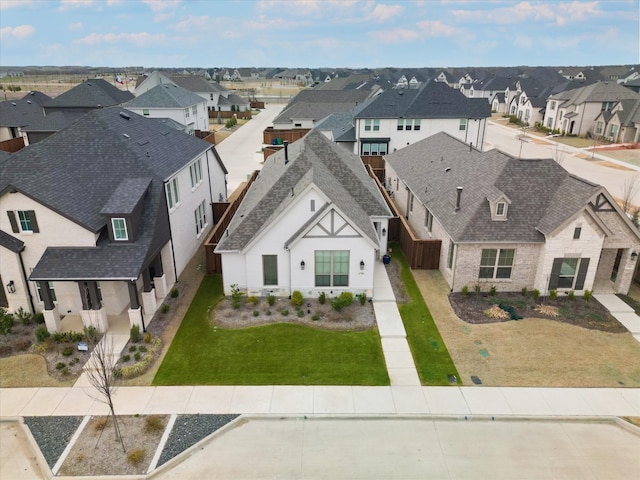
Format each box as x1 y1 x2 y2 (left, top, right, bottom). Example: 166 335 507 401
153 274 389 386
393 248 461 386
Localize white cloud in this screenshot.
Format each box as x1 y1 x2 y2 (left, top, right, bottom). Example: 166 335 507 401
0 0 35 10
74 31 167 47
58 0 95 10
258 0 321 15
416 20 457 36
68 22 83 30
0 25 35 39
143 0 181 11
368 4 404 22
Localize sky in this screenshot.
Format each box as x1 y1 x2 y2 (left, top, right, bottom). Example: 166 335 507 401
0 0 638 69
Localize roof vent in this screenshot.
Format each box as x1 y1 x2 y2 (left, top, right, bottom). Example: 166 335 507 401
123 133 130 139
27 100 31 104
119 112 131 120
455 186 463 211
11 102 16 106
445 167 451 172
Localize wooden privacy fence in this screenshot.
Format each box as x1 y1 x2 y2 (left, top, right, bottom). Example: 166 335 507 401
208 110 252 120
263 127 310 145
204 171 259 274
0 136 25 153
366 165 441 270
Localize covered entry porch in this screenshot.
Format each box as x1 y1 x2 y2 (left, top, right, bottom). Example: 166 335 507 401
592 247 639 294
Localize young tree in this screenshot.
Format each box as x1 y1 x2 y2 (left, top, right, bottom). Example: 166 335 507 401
84 331 126 453
620 174 640 218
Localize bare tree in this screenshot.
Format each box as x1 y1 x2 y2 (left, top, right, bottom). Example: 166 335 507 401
84 330 126 453
620 174 640 217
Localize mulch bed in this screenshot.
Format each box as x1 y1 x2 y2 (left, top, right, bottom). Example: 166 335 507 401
449 292 628 333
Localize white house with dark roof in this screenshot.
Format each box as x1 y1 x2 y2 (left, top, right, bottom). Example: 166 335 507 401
124 83 209 134
215 130 393 298
0 91 51 145
0 107 227 332
384 132 640 295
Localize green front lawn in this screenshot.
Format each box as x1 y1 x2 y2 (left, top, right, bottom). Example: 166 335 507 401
393 247 461 386
153 275 389 385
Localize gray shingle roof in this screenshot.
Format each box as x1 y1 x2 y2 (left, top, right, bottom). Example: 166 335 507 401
171 75 228 93
216 130 392 252
0 107 224 281
44 79 133 109
101 177 152 215
0 229 25 253
21 110 85 132
354 80 491 120
551 81 640 106
384 132 602 243
124 83 205 109
0 91 50 127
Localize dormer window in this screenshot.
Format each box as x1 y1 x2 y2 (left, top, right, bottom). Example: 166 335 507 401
496 202 505 216
490 197 510 221
112 218 128 241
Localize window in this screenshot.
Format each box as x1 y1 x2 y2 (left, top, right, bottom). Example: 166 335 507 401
36 281 57 302
595 122 603 135
414 119 421 131
192 105 197 115
425 209 433 232
405 120 412 131
524 110 530 122
496 202 505 216
361 142 388 156
559 111 563 121
365 119 380 131
601 101 615 112
550 101 556 110
166 178 180 209
142 109 149 116
294 123 302 127
184 107 190 118
609 124 618 138
549 258 590 290
459 119 467 131
17 211 33 232
448 241 456 269
479 249 514 279
194 200 207 236
210 93 214 100
263 255 278 286
372 119 379 131
111 218 128 241
310 199 315 212
190 159 203 188
573 226 581 239
397 119 403 131
547 117 553 128
315 250 349 287
409 193 414 212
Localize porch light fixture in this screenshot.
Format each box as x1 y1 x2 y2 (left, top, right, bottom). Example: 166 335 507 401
6 281 15 294
360 260 365 271
300 260 305 270
632 251 638 260
382 228 387 237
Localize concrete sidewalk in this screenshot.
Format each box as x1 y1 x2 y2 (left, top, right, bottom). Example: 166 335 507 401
595 293 640 343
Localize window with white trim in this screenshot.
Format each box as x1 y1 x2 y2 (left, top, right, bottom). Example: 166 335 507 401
142 109 149 116
263 255 278 286
111 218 128 241
166 178 180 210
496 202 505 216
315 250 349 287
36 281 57 302
190 159 203 188
192 105 197 115
414 119 421 131
479 248 514 279
17 211 34 232
459 119 467 131
361 142 388 156
194 200 207 236
425 208 433 232
184 108 190 118
364 119 379 131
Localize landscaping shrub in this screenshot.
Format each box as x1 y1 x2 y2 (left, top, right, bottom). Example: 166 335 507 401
34 312 45 324
489 285 497 296
568 290 575 301
130 324 142 343
94 417 110 431
584 290 592 301
265 309 272 316
549 289 558 301
14 338 31 352
134 352 141 361
230 284 242 309
297 310 305 318
247 296 259 306
484 305 509 320
69 357 79 365
474 284 481 295
267 295 276 306
532 289 540 301
139 345 147 353
521 287 528 296
127 448 146 466
122 354 131 362
170 287 179 298
35 325 50 342
55 362 66 370
143 332 152 343
331 292 354 311
280 309 289 316
84 326 98 343
318 292 326 304
253 310 259 317
461 285 469 296
0 310 14 335
290 290 304 307
144 415 164 433
62 346 73 356
161 303 170 313
15 307 32 325
129 345 137 352
359 292 367 305
311 314 320 321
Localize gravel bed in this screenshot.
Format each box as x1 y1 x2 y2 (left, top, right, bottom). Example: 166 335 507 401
24 416 84 468
157 414 240 467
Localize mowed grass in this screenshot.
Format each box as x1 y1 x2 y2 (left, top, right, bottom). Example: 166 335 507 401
153 275 389 385
392 248 461 385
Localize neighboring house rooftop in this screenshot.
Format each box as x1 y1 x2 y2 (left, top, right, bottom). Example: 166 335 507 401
550 81 640 106
44 78 133 109
21 110 85 133
0 91 51 128
171 75 228 93
124 83 205 109
384 132 602 244
216 130 392 252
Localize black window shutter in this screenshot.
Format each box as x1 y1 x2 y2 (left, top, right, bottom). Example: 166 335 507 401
7 211 18 233
575 258 590 290
27 210 39 233
548 258 563 290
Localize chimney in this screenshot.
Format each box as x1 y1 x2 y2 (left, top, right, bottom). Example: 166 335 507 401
455 187 463 211
284 141 289 164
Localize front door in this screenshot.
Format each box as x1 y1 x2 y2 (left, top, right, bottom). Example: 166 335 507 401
611 248 623 282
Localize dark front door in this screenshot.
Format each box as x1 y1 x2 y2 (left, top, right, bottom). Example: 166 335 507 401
0 275 8 308
611 248 623 282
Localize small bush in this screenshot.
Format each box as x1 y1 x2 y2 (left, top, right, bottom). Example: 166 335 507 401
129 345 137 352
34 312 45 324
55 362 66 370
489 285 497 296
318 292 326 304
84 326 98 343
130 324 142 343
61 346 73 356
144 415 164 433
253 310 259 317
267 295 276 306
297 310 304 318
331 292 354 311
532 289 540 301
290 290 304 307
134 352 141 361
127 448 146 466
16 307 32 326
584 290 592 301
474 284 481 295
61 367 69 375
161 304 170 313
549 289 558 301
69 357 79 365
170 287 179 298
311 314 320 321
247 296 259 306
143 332 152 343
265 310 272 316
122 354 131 362
568 290 575 301
94 417 110 431
521 287 528 296
0 311 14 335
138 345 147 353
35 325 50 342
280 309 289 316
14 338 31 352
359 292 367 305
484 305 510 320
461 285 469 296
